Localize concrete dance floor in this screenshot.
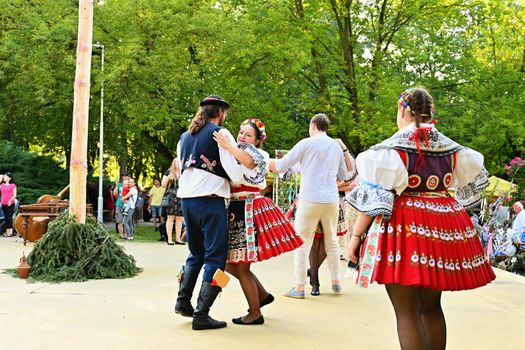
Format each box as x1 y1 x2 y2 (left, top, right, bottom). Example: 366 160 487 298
0 236 523 350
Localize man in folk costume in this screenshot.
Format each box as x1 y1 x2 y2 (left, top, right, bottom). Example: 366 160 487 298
174 95 255 330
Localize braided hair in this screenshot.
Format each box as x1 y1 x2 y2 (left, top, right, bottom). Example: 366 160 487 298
188 105 226 135
400 87 435 129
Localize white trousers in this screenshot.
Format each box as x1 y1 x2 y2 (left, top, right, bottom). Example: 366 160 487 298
293 198 340 285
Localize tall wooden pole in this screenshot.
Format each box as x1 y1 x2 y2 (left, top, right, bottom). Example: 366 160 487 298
70 0 94 223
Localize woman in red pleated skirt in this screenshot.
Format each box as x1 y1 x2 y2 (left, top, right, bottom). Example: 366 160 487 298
347 87 495 350
215 118 303 325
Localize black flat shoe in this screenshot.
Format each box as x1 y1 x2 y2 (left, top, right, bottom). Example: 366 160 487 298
248 293 274 313
167 242 175 245
260 293 274 308
232 315 264 325
311 284 320 296
175 241 185 245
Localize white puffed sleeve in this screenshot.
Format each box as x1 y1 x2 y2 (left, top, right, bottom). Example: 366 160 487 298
346 148 408 220
452 147 489 212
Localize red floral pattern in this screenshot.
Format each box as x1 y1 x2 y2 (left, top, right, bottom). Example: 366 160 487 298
362 192 495 291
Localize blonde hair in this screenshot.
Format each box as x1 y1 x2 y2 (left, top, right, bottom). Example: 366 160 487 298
169 158 180 180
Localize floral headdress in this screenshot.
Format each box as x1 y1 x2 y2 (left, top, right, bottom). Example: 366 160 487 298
241 118 266 142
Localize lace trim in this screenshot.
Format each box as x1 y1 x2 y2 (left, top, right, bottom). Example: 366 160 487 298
238 144 267 185
456 169 489 213
370 126 463 156
346 183 394 220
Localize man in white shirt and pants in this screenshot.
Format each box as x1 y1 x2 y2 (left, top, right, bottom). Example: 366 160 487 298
174 95 254 330
270 113 351 298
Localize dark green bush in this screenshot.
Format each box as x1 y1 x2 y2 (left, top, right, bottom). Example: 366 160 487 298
0 141 69 204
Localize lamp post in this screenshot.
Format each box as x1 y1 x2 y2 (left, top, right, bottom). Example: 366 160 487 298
93 43 105 223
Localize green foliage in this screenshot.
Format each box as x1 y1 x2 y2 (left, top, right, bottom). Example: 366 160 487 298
27 214 142 282
0 141 69 204
0 0 524 181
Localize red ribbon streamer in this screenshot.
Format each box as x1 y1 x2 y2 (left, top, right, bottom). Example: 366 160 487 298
408 125 433 171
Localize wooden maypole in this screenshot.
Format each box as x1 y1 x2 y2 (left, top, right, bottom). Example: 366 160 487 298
69 0 94 223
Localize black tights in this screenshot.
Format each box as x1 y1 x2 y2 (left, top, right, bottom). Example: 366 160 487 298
308 237 326 286
385 285 446 350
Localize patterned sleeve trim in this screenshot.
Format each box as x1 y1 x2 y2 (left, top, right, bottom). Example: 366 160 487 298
346 182 395 220
456 168 490 213
238 144 268 185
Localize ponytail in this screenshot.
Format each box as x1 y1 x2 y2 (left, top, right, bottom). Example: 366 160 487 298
188 105 224 134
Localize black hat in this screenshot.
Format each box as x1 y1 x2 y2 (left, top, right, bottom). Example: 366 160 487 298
199 95 230 109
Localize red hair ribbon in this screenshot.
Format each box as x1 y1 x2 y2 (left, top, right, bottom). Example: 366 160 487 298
408 125 434 171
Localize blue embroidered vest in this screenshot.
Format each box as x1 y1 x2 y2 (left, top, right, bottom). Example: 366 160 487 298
179 122 230 180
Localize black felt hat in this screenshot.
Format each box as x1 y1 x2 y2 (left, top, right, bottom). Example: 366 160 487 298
199 95 230 109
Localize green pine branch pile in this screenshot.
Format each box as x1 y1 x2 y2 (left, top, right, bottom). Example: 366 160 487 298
27 214 141 282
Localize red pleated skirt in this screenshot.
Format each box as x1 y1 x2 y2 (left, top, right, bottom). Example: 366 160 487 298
364 192 495 291
228 196 303 264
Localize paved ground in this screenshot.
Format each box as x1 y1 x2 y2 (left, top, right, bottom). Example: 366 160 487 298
0 234 524 350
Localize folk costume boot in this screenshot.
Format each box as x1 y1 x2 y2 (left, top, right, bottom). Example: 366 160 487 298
175 265 200 317
192 281 227 330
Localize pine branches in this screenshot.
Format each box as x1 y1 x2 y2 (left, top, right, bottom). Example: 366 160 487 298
27 214 141 282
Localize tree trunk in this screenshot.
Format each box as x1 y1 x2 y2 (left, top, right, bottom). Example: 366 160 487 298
329 0 360 117
69 0 94 224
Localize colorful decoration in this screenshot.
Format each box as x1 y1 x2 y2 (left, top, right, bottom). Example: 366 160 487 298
242 118 267 142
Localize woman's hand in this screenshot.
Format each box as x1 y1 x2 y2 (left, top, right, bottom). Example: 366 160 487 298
213 130 234 151
338 180 357 192
347 235 361 263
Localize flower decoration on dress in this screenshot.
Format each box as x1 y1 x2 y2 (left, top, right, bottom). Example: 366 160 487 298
242 118 267 142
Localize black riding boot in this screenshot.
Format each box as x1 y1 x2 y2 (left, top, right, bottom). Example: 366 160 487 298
174 265 200 317
192 281 227 330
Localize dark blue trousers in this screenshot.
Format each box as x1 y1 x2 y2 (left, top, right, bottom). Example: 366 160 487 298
181 197 228 282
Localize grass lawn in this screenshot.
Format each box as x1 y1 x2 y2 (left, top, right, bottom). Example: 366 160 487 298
106 222 163 243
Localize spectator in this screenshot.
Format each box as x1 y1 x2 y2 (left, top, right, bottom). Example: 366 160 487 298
161 159 184 245
0 172 17 237
106 184 116 221
148 178 165 231
121 177 138 240
511 201 525 243
113 172 130 238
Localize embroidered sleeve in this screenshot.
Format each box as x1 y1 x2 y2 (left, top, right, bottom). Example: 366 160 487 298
452 147 490 213
345 149 407 220
456 168 489 213
346 182 395 220
238 144 268 185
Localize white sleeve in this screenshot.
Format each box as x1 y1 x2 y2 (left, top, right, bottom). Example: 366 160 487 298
218 129 244 184
346 148 407 220
452 148 485 188
275 139 306 173
452 147 489 212
231 145 268 188
356 148 408 195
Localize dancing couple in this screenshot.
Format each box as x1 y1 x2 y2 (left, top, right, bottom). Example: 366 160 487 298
174 96 302 330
